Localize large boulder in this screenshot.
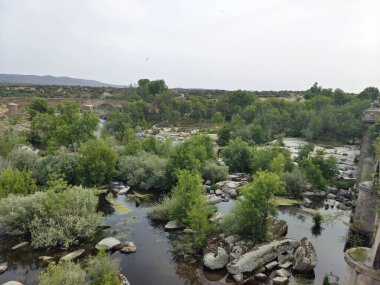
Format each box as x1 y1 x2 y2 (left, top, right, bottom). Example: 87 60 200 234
293 237 317 272
0 263 8 274
95 237 121 251
203 247 229 270
206 194 223 204
2 282 23 285
226 239 300 275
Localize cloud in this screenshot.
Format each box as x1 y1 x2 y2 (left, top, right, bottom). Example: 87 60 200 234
1 0 379 92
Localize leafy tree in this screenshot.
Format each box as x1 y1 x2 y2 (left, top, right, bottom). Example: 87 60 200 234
122 127 142 155
103 111 132 141
31 100 99 150
7 147 39 171
269 153 286 175
169 170 207 221
0 167 37 198
221 138 253 172
212 111 224 124
148 79 168 95
28 97 52 119
358 87 380 101
78 139 117 187
217 124 231 146
0 127 26 157
229 171 285 241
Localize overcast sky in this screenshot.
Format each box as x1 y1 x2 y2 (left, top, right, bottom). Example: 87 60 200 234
1 0 379 92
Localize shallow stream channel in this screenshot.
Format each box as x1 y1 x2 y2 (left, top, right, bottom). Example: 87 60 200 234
0 189 351 285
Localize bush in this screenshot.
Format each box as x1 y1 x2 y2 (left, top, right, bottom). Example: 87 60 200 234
33 154 80 185
86 249 120 285
221 138 253 173
0 167 37 198
7 147 39 171
202 160 229 183
313 212 323 227
39 261 86 285
118 152 167 190
281 169 308 197
79 139 118 187
0 186 102 248
147 195 176 221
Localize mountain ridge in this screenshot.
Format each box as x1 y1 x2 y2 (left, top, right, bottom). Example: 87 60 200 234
0 74 123 88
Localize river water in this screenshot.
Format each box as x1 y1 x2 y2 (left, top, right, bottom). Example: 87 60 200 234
0 193 350 285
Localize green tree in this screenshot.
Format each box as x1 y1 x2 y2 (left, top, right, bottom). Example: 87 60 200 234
231 171 285 241
39 261 86 285
86 249 120 285
269 153 286 175
79 139 117 187
221 138 253 172
28 98 52 119
31 100 99 150
358 87 380 101
212 111 224 124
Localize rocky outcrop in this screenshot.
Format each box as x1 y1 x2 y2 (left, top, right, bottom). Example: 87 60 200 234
271 218 288 239
227 239 300 274
203 247 229 270
206 194 223 204
293 237 317 272
95 237 121 250
2 282 24 285
120 273 131 285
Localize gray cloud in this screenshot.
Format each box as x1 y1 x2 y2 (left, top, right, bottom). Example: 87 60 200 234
1 0 379 92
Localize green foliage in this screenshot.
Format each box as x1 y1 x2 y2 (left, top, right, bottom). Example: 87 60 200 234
166 134 215 187
202 160 229 183
313 212 323 227
221 138 253 172
0 185 102 248
147 195 176 221
0 127 26 157
281 169 308 196
39 261 86 285
118 152 167 190
323 274 330 285
169 170 206 221
358 86 380 101
0 167 37 198
142 136 174 157
28 97 52 120
31 100 99 150
212 111 224 124
78 139 117 187
217 124 231 146
225 171 285 241
122 127 142 155
86 249 120 285
103 111 132 141
7 147 39 171
33 153 80 185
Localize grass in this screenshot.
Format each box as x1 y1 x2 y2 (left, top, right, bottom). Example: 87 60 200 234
273 197 301 206
106 195 131 214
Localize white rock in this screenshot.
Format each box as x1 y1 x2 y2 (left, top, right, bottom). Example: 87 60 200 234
120 242 136 253
0 263 8 274
275 268 291 277
203 247 229 270
2 282 24 285
232 273 243 283
265 261 278 270
96 237 121 250
61 249 85 261
254 273 267 280
206 194 223 204
273 276 289 285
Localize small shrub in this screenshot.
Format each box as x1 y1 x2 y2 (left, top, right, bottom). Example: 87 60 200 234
7 147 39 171
39 261 86 285
86 249 120 285
323 274 330 285
147 196 175 221
0 167 37 198
202 160 228 183
313 212 323 227
281 169 308 197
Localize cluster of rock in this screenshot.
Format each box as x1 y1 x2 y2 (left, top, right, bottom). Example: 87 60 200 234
282 137 359 181
205 174 250 205
203 234 317 284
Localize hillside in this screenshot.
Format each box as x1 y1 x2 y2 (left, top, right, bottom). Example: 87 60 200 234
0 74 122 88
